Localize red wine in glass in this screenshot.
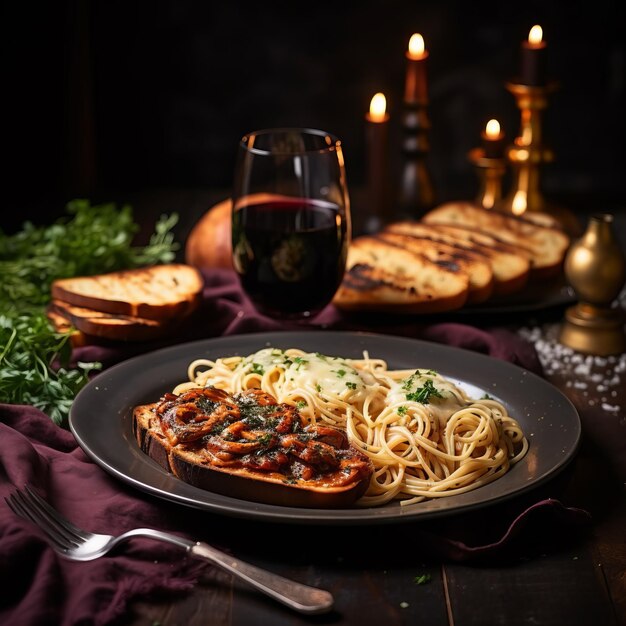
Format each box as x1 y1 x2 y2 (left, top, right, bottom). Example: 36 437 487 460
232 197 348 318
231 128 351 319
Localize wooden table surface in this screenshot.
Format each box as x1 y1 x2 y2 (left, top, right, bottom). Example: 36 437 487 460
121 190 625 626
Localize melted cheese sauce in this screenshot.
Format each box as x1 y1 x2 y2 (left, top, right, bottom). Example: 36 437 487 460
387 370 468 425
237 348 368 400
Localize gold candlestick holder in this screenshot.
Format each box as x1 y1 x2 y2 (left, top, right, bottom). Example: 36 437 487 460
559 214 626 356
468 148 506 210
500 81 556 216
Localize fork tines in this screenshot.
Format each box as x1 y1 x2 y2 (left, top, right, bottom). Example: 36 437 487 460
5 486 85 552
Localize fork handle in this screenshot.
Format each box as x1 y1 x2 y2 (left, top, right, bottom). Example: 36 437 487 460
190 542 334 615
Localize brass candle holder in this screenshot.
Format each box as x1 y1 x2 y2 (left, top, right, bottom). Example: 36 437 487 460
499 81 556 216
397 102 436 218
559 214 626 356
468 147 506 210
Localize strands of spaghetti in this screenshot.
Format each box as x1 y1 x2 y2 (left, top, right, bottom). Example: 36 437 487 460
172 348 528 506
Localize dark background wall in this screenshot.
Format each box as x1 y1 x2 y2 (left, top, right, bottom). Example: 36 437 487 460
3 0 625 232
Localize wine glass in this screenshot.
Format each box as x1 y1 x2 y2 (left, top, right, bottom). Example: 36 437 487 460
231 128 351 319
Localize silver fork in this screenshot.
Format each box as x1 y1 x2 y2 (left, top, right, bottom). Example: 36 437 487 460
5 486 333 615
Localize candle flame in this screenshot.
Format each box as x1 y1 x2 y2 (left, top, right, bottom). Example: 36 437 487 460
369 92 387 121
408 33 425 58
485 119 501 139
528 25 543 45
512 190 527 216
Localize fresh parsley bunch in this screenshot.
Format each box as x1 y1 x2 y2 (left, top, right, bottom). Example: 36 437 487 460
0 199 179 424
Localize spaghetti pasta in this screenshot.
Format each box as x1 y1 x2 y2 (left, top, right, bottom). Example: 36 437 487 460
172 348 528 506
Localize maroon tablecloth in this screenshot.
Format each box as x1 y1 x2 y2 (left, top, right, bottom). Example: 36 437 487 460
1 269 592 625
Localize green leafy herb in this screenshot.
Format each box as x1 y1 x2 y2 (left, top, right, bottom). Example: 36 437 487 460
413 574 432 585
397 405 408 416
0 199 179 425
346 381 357 390
335 369 347 378
296 400 307 409
406 379 444 404
250 362 265 375
481 393 493 400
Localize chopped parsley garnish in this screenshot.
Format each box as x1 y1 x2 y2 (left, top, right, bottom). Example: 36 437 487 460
335 369 347 378
243 414 264 428
346 381 357 390
249 362 265 375
397 405 408 416
293 356 308 370
315 383 322 393
406 379 443 404
481 393 493 400
256 432 273 446
414 574 432 585
296 400 307 409
315 352 328 361
402 373 417 391
196 397 219 414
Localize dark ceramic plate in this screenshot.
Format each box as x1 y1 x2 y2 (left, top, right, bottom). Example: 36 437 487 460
69 331 581 525
456 278 575 316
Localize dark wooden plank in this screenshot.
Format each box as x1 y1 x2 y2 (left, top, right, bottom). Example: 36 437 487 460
444 544 616 626
130 568 233 626
229 560 447 626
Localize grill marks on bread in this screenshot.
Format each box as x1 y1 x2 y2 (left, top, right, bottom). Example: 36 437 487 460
48 264 203 342
335 236 469 313
51 264 203 320
333 202 570 314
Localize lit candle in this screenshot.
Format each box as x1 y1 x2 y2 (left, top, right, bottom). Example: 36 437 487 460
365 93 391 226
404 33 429 104
520 25 547 86
366 92 389 124
481 119 505 158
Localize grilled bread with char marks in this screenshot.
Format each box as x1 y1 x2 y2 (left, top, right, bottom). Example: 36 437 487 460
333 236 469 314
133 387 374 508
422 202 570 278
377 231 494 303
51 264 203 321
47 299 177 342
385 221 531 295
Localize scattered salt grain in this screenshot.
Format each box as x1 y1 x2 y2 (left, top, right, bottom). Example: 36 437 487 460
518 314 625 415
601 403 619 412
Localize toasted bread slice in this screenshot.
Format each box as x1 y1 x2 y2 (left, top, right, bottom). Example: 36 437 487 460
47 299 176 342
386 221 530 295
51 264 203 321
133 403 174 472
133 399 371 508
333 236 469 314
422 202 570 278
46 308 89 347
377 231 494 303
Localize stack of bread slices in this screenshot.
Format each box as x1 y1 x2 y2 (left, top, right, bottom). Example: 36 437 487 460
47 264 204 344
333 202 571 314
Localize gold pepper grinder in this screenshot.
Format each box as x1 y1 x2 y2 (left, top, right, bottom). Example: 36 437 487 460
559 214 626 355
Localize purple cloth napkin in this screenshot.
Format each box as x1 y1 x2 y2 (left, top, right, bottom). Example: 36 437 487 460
0 404 207 626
